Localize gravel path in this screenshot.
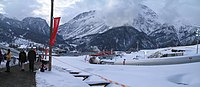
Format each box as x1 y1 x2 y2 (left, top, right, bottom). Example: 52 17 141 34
0 63 40 87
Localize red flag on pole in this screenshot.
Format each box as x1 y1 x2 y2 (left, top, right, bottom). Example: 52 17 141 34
50 17 61 46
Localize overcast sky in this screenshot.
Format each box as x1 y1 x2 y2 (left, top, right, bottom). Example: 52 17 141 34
0 0 200 26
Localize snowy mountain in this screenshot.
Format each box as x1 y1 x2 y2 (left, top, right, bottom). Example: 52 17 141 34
68 26 155 51
58 10 109 40
0 14 65 45
59 4 199 51
22 17 50 35
132 5 162 35
177 25 198 45
150 24 180 48
129 4 198 47
0 4 198 51
58 5 162 39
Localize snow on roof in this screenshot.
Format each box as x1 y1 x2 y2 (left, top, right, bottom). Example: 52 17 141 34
18 45 27 48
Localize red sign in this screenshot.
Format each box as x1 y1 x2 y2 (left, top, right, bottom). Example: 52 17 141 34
50 17 61 46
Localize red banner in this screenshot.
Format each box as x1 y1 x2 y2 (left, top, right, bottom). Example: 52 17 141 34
50 17 61 46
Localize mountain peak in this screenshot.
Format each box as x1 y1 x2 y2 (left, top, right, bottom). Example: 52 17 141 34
58 4 159 40
72 10 96 20
139 4 158 19
21 17 50 35
59 10 108 40
22 17 47 24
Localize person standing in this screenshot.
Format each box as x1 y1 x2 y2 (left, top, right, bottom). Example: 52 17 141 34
19 50 27 71
5 49 11 72
123 59 126 65
0 49 2 65
28 49 36 72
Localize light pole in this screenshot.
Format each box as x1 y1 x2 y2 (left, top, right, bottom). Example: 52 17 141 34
49 0 54 71
196 29 200 54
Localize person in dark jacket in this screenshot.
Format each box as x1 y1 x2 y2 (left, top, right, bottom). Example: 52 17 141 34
28 49 36 72
0 49 2 65
19 50 27 71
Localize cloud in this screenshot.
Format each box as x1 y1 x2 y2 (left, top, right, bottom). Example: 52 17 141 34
0 0 146 26
0 0 39 20
64 0 145 27
159 0 180 23
153 0 200 26
96 0 145 27
34 0 80 24
60 0 107 23
0 0 80 24
0 0 200 26
0 4 5 14
61 0 200 26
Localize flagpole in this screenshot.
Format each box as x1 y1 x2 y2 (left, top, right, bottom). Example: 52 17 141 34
49 0 54 71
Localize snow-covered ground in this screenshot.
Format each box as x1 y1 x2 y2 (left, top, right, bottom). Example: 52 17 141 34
36 45 200 87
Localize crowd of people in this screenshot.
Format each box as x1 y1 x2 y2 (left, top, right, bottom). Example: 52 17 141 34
0 48 41 72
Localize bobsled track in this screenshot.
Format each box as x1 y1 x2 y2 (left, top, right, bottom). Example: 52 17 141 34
112 54 200 65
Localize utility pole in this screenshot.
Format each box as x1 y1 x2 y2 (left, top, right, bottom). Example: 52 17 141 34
49 0 54 71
